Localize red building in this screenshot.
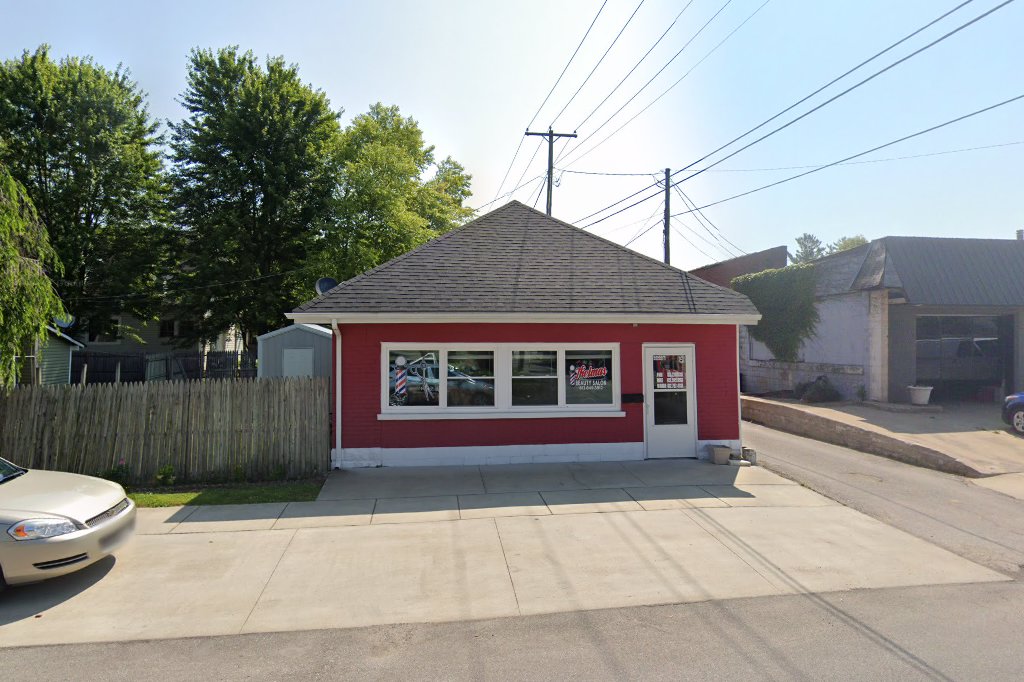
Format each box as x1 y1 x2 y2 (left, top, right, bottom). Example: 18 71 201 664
289 202 760 468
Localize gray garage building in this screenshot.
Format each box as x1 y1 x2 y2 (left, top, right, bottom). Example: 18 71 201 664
256 323 332 379
738 235 1024 403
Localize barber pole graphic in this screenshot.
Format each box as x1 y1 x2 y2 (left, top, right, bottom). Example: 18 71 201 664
394 356 408 398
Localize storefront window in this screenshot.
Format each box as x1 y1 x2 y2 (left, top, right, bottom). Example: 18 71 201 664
565 350 613 404
512 350 558 406
382 345 620 414
388 350 440 407
447 351 495 406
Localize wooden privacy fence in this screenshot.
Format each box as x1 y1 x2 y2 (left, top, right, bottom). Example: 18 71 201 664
0 377 329 484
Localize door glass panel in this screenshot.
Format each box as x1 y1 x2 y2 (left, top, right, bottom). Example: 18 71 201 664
654 391 688 425
652 354 687 389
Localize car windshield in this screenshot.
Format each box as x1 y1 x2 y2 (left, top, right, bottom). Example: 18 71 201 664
0 457 26 483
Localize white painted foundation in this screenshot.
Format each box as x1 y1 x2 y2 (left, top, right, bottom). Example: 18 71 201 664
334 442 646 468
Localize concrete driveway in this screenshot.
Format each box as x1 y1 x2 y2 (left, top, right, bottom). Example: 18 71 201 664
0 460 1007 647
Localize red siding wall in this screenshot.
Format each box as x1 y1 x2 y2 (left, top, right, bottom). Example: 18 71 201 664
336 323 739 449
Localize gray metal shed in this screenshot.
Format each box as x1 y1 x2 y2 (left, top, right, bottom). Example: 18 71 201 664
256 323 332 379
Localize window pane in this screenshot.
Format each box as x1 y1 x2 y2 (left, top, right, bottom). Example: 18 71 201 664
652 354 687 390
916 316 940 340
388 350 439 406
654 392 688 425
447 351 495 407
512 378 558 406
512 351 557 377
448 378 495 406
565 350 613 404
941 316 972 338
448 351 494 377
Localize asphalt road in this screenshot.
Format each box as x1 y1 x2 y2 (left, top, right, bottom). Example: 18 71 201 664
1 581 1022 681
3 426 1023 681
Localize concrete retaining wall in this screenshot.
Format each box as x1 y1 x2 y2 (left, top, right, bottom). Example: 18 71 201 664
741 396 982 477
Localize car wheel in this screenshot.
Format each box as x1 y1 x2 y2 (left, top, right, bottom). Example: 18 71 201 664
1012 408 1024 436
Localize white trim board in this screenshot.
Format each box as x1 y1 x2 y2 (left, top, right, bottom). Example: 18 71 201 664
333 442 646 468
288 312 760 325
257 323 331 342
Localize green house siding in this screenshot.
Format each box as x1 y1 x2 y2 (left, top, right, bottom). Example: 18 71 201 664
40 336 72 385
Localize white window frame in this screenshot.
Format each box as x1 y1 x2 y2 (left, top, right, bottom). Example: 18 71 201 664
379 342 623 420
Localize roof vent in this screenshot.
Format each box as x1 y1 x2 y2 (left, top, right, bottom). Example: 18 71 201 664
1017 229 1023 241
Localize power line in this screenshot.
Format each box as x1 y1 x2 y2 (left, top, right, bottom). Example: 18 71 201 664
557 139 1024 177
667 0 1012 189
579 0 1010 229
74 264 325 302
561 0 774 168
507 138 546 204
668 93 1024 216
549 0 648 128
623 197 666 244
671 219 729 261
572 0 698 134
670 223 718 261
469 173 546 213
556 0 737 166
492 1 608 200
619 93 1024 247
673 184 745 256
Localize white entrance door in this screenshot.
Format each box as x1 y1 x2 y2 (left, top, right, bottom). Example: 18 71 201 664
643 345 697 458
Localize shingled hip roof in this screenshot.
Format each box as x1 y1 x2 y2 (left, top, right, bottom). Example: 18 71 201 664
290 201 760 323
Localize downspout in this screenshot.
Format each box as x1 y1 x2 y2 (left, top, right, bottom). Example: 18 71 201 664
331 320 342 467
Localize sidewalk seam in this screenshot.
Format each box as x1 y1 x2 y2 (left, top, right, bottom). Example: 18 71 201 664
492 517 522 616
238 528 298 634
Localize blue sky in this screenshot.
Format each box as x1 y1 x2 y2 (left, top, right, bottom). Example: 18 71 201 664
2 0 1021 269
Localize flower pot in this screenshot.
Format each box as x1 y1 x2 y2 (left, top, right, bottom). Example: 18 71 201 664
710 445 732 465
907 385 933 406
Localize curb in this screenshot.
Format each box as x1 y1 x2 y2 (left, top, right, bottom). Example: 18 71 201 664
741 397 983 478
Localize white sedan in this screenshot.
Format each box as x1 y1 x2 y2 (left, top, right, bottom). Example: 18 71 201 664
0 457 135 588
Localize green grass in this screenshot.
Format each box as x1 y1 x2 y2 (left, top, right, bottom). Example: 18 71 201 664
128 481 323 507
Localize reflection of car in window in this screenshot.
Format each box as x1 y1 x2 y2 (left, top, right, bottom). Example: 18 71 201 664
446 367 495 406
387 362 495 406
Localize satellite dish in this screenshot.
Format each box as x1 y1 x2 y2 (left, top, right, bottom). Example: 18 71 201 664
53 314 76 329
315 277 338 295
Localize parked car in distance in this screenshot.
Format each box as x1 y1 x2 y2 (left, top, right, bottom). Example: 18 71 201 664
0 457 135 589
1003 392 1024 436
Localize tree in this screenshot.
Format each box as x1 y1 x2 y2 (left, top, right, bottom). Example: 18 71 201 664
169 47 345 350
791 233 825 263
327 103 473 281
827 234 868 254
0 164 64 388
0 46 168 339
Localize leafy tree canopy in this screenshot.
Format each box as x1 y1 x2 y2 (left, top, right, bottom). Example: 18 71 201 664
827 234 868 253
792 232 869 263
0 164 64 388
170 46 345 350
328 103 473 281
791 233 825 263
0 45 168 338
732 263 819 363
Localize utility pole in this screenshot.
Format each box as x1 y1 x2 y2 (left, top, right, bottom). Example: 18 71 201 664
663 168 671 264
525 127 577 216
